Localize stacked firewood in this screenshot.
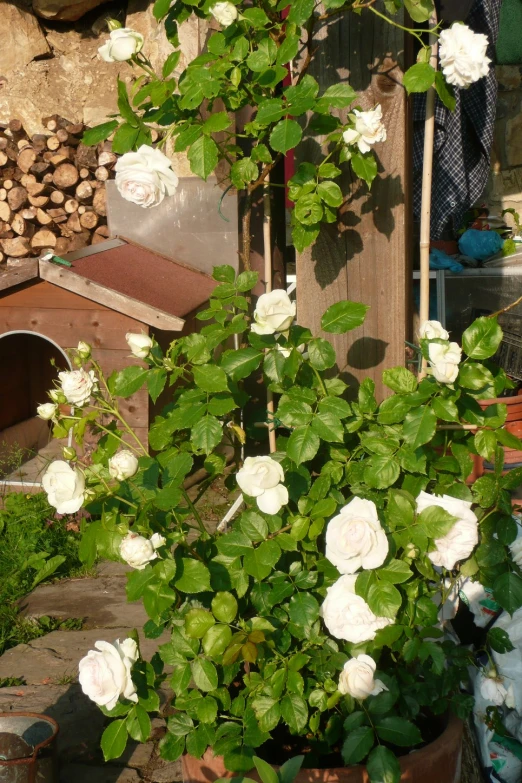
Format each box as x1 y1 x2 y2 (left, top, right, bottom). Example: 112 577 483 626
0 116 116 264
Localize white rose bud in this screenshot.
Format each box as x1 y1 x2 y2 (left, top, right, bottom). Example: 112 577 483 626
342 104 386 154
236 456 289 515
58 368 97 407
109 450 139 481
37 402 58 420
419 320 449 341
151 533 166 549
479 670 508 707
79 638 138 710
98 27 144 62
510 538 522 568
42 460 85 515
439 23 491 89
62 446 77 462
120 532 158 570
107 18 122 31
77 340 92 360
210 1 238 26
251 290 296 336
416 491 479 571
49 388 66 404
115 145 179 208
338 655 388 700
321 574 393 644
428 341 462 384
325 496 389 574
125 332 154 358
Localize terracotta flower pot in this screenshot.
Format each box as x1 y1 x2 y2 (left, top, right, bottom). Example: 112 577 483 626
479 395 522 423
468 398 522 481
182 716 463 783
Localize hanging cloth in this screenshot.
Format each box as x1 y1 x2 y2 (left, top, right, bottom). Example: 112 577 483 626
412 0 502 240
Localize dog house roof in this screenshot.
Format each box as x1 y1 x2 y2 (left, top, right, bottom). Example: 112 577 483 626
11 237 218 331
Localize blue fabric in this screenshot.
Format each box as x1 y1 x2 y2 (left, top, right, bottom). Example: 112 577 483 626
429 248 465 272
458 229 504 260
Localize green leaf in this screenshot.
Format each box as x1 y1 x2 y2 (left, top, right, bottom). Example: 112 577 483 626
153 0 171 19
288 593 320 626
287 426 320 464
321 301 368 333
287 0 314 25
364 457 400 489
497 428 522 450
127 704 152 743
111 366 148 398
243 540 281 580
432 397 459 422
175 559 211 593
280 694 308 732
367 582 402 619
342 726 374 765
295 194 323 225
417 505 457 538
351 151 378 188
192 658 218 691
382 367 417 394
317 181 343 207
126 567 157 602
253 757 279 783
240 512 268 542
475 429 497 461
316 83 357 112
216 531 253 557
31 555 65 588
375 717 422 747
269 119 303 154
188 136 218 180
212 591 238 623
278 756 305 783
377 559 413 584
403 63 436 93
193 364 228 393
308 338 336 370
162 50 181 77
403 406 437 449
185 608 215 638
493 572 522 615
403 0 435 23
253 696 281 732
366 746 401 783
112 123 140 155
202 624 233 658
434 71 456 111
462 317 503 360
191 416 222 454
459 363 495 392
101 719 128 761
168 712 194 736
83 120 118 146
291 221 320 253
487 627 515 654
311 412 344 443
147 368 167 403
230 158 259 189
221 349 263 380
256 98 285 125
203 112 232 134
278 400 313 428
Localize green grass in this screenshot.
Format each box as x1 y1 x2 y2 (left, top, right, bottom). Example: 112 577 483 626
0 491 89 658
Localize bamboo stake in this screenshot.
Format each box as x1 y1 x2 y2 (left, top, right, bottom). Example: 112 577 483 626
263 175 277 454
418 11 438 379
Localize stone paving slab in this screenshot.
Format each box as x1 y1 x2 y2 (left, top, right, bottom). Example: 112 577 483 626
60 764 142 782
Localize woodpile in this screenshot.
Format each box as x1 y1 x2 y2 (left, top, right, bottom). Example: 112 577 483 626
0 116 115 264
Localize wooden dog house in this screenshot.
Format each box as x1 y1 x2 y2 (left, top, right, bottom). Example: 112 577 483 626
0 238 218 485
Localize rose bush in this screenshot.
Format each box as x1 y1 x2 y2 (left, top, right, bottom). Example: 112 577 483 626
38 273 522 779
79 638 139 710
115 146 179 208
42 460 86 514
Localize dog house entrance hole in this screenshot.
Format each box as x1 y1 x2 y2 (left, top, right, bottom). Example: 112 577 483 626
0 331 71 486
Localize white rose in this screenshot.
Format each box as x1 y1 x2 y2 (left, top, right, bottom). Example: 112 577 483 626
510 538 522 568
419 320 449 341
479 671 508 707
42 460 85 515
416 491 479 570
98 28 144 62
120 532 158 570
79 637 138 710
109 450 139 481
126 332 153 358
77 341 92 360
251 290 296 335
342 104 386 154
37 402 58 420
428 341 462 384
338 655 388 700
210 1 238 26
151 533 166 549
236 456 289 515
325 496 388 574
439 23 491 89
115 145 179 208
58 368 97 407
321 574 393 644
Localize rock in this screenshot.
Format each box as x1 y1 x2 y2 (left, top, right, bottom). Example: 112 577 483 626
0 1 50 73
150 760 183 783
19 575 148 630
496 65 522 92
32 0 110 22
506 111 522 168
60 765 141 782
96 560 133 578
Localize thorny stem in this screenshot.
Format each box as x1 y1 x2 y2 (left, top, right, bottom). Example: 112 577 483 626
487 293 522 320
181 488 209 538
367 4 432 47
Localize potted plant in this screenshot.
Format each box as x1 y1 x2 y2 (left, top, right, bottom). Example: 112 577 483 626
38 275 522 783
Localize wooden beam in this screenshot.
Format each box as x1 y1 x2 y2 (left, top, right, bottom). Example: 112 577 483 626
0 260 39 292
296 8 412 400
39 258 186 332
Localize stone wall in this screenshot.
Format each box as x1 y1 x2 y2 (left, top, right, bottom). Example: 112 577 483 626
485 65 522 228
0 0 204 173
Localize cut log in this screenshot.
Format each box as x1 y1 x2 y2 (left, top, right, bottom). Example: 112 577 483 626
75 181 93 202
54 236 71 255
3 141 18 162
31 134 49 151
50 190 65 205
75 143 97 169
65 123 84 136
92 224 110 244
92 187 106 216
27 182 48 197
80 210 98 230
98 150 117 168
0 223 14 239
47 208 67 222
44 115 68 132
36 208 53 226
64 198 79 214
8 119 24 137
67 231 90 252
17 139 31 150
46 135 61 151
30 161 50 176
66 211 82 233
0 236 30 257
20 173 37 188
11 214 26 235
27 194 49 207
42 173 54 184
78 205 86 215
7 187 27 211
17 147 37 173
0 202 13 223
21 207 37 220
53 163 79 189
0 151 8 166
94 166 109 182
0 188 6 201
49 154 69 167
79 167 90 179
3 180 13 190
31 229 57 250
12 168 24 182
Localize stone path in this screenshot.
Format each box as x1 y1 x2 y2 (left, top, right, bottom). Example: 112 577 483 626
0 561 181 783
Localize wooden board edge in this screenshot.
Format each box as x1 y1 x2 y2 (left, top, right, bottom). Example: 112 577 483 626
0 261 39 293
38 259 185 331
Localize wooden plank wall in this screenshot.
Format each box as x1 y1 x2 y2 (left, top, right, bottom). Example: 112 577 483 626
0 281 149 447
296 9 411 400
